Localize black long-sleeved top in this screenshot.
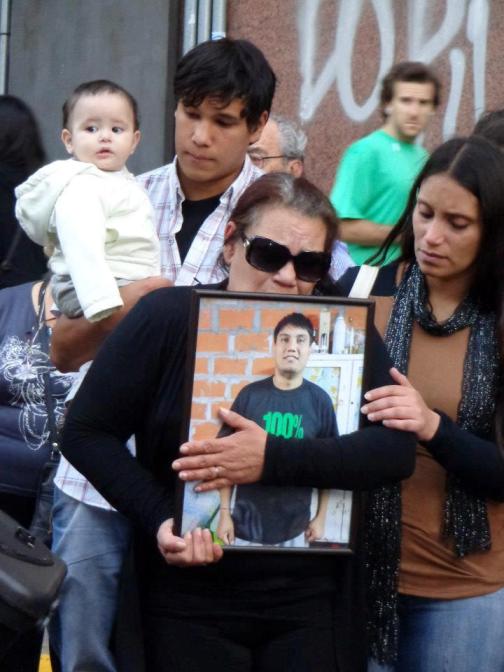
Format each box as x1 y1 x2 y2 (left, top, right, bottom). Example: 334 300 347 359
62 286 417 534
61 285 417 605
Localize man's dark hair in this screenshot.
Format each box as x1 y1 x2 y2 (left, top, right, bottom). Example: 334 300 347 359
273 313 315 344
380 61 441 117
62 79 140 130
473 109 504 150
174 38 276 130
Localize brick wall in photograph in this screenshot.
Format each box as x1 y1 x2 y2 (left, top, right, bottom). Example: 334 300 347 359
190 298 366 440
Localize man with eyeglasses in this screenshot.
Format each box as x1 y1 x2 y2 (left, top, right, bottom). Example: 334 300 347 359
248 115 353 280
248 114 306 177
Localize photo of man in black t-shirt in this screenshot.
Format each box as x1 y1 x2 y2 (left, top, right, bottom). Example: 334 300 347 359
217 313 338 547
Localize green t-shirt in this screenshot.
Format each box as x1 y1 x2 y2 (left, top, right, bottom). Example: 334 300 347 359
330 129 428 265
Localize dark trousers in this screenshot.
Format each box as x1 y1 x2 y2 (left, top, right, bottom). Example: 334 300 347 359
143 593 337 672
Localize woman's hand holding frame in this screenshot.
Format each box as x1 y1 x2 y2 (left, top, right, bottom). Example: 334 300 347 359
173 408 267 492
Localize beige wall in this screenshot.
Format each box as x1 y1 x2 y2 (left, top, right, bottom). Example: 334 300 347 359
228 0 504 194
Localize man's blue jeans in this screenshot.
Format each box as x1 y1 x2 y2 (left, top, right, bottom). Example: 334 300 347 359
49 487 130 672
368 588 504 672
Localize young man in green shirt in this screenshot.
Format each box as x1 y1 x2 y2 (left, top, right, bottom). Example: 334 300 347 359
330 62 441 265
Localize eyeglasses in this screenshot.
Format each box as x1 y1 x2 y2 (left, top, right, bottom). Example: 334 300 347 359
241 234 331 282
248 154 287 169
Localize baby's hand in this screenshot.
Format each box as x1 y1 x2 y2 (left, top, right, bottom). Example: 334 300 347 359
119 277 172 308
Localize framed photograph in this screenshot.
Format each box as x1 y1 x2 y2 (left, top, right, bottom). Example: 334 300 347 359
174 290 374 554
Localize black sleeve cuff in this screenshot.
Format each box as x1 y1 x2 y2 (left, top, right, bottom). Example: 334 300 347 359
422 411 504 501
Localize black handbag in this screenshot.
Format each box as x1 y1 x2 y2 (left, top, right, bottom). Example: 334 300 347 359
0 509 66 634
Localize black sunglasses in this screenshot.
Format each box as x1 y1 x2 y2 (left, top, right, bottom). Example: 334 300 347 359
241 234 331 282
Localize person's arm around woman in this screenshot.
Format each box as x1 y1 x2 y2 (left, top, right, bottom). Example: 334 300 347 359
173 403 417 492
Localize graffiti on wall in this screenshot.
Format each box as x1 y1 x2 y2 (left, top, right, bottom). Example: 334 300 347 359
298 0 489 137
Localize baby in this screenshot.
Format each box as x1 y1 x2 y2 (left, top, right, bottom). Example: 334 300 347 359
15 79 160 322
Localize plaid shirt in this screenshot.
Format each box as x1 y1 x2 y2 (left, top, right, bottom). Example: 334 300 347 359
54 361 136 510
55 436 136 511
138 155 262 285
55 456 117 510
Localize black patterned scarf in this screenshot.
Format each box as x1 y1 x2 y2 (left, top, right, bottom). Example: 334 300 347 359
365 262 499 664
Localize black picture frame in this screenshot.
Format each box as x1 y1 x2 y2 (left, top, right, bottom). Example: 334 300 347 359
174 290 374 554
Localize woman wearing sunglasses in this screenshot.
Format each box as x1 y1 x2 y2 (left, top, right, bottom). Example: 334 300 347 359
59 172 415 672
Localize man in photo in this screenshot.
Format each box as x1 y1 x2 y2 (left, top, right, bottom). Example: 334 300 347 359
217 312 338 547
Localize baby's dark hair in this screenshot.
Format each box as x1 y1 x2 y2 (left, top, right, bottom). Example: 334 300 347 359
273 313 315 344
62 79 140 130
174 38 276 130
